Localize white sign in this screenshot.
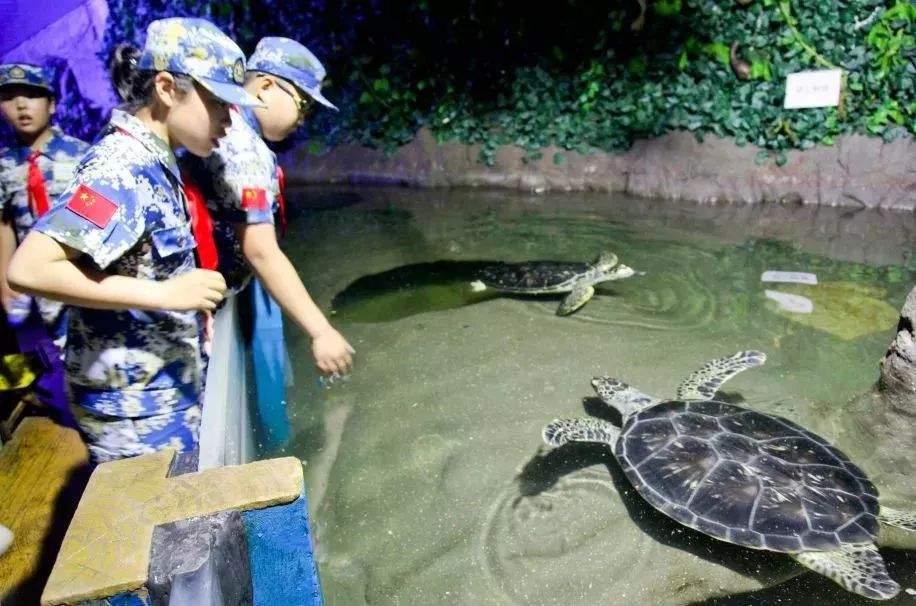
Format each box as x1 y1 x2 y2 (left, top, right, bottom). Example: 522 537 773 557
765 290 814 314
761 271 818 285
784 69 843 109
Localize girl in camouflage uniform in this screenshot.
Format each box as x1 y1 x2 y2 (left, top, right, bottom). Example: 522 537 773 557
8 18 260 463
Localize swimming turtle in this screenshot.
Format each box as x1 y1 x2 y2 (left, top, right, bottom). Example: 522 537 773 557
542 350 916 600
469 251 636 316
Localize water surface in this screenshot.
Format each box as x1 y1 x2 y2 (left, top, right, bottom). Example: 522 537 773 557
268 187 915 605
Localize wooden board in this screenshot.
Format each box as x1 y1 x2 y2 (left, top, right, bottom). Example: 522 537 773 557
0 417 90 605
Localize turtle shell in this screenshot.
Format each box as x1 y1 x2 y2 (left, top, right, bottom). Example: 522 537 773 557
614 400 879 553
477 261 589 292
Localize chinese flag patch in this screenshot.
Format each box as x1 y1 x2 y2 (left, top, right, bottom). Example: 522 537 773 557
241 187 268 211
66 184 117 229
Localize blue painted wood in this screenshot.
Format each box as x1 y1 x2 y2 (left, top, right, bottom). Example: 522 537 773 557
250 279 291 450
242 495 323 606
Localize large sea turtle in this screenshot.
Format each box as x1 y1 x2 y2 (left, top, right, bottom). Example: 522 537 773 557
542 350 916 600
470 251 636 316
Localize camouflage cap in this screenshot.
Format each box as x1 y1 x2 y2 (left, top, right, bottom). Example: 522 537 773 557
247 37 337 110
138 18 261 107
0 63 53 94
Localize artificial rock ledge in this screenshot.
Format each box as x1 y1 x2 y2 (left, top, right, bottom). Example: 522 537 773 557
284 128 916 211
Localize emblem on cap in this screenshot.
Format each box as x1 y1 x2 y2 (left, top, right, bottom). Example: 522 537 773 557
233 58 245 84
9 66 26 79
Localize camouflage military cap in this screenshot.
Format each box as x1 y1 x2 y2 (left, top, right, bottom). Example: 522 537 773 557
138 17 261 107
0 63 53 94
247 37 337 110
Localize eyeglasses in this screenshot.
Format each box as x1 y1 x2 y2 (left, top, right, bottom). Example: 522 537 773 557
274 80 312 124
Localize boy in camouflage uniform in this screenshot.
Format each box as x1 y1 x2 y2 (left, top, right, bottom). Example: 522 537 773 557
0 63 90 422
182 37 354 379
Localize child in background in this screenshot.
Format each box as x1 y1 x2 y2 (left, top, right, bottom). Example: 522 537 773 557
0 63 90 423
7 18 261 463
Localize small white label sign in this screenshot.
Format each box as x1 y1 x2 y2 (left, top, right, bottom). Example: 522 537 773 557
765 290 814 314
761 271 818 285
784 69 843 109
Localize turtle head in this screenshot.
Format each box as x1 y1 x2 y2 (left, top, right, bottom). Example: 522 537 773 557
592 376 656 419
592 251 635 282
603 263 635 281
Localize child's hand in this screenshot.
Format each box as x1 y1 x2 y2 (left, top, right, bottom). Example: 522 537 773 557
311 327 355 375
157 269 226 311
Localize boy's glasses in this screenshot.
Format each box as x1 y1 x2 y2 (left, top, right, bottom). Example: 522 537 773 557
275 80 312 124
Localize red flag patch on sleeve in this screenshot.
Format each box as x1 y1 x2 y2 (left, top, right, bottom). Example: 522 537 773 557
65 184 118 229
241 187 268 211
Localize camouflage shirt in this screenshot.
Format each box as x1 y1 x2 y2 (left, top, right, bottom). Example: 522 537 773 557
33 110 204 418
0 127 89 334
180 106 279 295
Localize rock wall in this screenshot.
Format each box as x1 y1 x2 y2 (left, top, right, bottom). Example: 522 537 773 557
282 129 916 211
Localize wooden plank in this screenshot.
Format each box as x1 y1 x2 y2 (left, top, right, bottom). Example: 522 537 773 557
42 451 301 605
0 417 90 605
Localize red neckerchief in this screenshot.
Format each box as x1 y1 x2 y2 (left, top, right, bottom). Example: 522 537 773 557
181 173 219 271
26 150 50 217
275 165 287 237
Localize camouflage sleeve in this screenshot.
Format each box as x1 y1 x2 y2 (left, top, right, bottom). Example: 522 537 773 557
215 156 277 226
206 126 277 226
33 149 146 270
237 179 277 226
46 132 90 191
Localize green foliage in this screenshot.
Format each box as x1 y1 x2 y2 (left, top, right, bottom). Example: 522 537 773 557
867 0 916 78
418 1 914 164
104 1 916 164
653 0 683 17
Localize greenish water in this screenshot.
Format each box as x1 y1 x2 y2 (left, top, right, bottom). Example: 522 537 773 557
268 187 915 605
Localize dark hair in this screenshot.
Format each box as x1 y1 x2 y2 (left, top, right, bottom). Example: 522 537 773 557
109 43 193 112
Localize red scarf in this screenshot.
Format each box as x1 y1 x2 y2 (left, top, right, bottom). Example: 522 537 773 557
26 151 50 217
276 165 287 237
181 174 219 271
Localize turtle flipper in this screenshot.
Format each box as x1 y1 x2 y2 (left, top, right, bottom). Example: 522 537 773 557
557 281 594 316
793 543 899 600
675 350 766 400
542 418 620 447
591 377 658 417
878 506 916 532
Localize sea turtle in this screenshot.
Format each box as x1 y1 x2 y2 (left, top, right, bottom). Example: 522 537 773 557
542 350 916 600
469 251 636 316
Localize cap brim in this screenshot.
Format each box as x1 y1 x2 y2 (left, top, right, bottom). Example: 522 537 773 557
303 86 338 111
196 76 263 107
0 80 53 94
